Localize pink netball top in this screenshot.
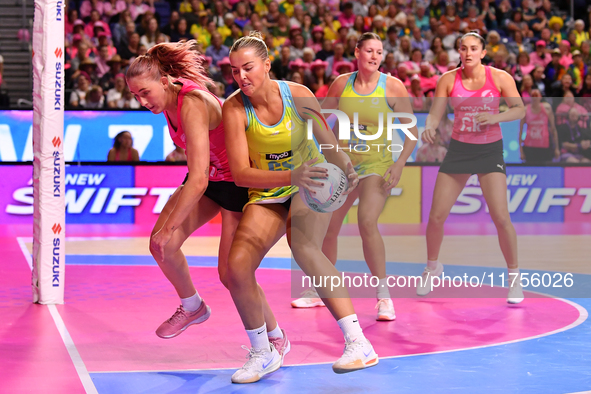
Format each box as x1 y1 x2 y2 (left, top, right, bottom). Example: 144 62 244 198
164 78 232 182
450 66 502 144
523 104 550 149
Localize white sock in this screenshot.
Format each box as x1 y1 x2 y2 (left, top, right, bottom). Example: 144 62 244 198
181 291 202 312
246 323 270 351
337 314 365 342
427 259 439 270
267 323 283 339
376 277 390 299
508 268 520 286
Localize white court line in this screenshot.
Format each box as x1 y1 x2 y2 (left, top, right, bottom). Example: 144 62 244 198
18 238 99 394
93 297 589 374
16 237 32 271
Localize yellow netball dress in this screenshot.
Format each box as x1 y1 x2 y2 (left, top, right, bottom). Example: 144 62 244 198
338 71 395 178
241 80 325 206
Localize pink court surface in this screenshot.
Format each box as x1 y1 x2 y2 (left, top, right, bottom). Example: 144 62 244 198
1 222 591 393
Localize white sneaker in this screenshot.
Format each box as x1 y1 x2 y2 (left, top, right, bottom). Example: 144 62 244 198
332 335 379 374
291 288 325 308
375 298 396 321
416 262 444 296
507 279 524 304
231 344 281 384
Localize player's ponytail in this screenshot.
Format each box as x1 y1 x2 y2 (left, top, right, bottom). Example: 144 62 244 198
126 40 212 90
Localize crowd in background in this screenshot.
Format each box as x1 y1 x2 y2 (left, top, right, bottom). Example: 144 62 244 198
62 0 591 163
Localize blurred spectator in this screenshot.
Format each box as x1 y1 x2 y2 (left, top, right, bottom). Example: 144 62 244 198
566 50 587 91
414 3 430 32
418 61 438 94
519 90 559 163
557 108 591 163
507 31 533 58
440 3 460 33
65 9 78 36
410 26 430 54
80 0 105 20
104 0 127 23
424 36 443 63
95 45 112 77
579 74 591 112
552 73 576 99
529 8 548 38
434 51 452 75
513 52 535 89
111 10 133 47
86 85 105 109
69 73 91 108
290 71 304 85
416 129 447 162
558 40 573 68
206 32 230 67
129 0 155 22
315 73 336 98
224 23 243 47
316 38 334 61
573 20 589 47
326 43 348 77
117 87 141 108
161 11 180 38
380 52 397 76
141 17 169 49
106 74 126 108
485 31 509 61
544 49 566 94
463 6 487 35
393 36 411 63
166 144 188 162
548 16 565 45
100 54 123 91
531 65 547 96
271 46 292 80
382 25 398 57
86 13 112 38
520 74 535 104
408 75 429 112
118 32 141 60
529 40 552 68
289 33 306 59
79 58 100 85
107 131 140 162
555 91 588 127
309 59 328 94
170 18 193 42
339 2 355 28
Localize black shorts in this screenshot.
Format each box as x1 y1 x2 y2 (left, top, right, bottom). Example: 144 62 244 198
439 139 506 175
523 146 554 163
182 174 249 212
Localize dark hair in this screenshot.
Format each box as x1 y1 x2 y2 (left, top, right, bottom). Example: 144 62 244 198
456 31 486 67
356 32 382 49
113 131 131 149
461 31 486 49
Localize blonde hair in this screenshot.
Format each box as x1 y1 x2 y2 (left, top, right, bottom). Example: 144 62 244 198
230 30 269 60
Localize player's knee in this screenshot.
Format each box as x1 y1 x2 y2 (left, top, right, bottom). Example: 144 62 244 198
226 249 254 288
357 217 378 236
218 270 230 289
428 210 448 226
491 212 512 229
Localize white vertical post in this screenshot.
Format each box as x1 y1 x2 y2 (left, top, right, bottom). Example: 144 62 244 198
32 0 65 304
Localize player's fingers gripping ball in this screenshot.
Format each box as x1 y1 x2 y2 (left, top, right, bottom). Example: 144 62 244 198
300 163 349 213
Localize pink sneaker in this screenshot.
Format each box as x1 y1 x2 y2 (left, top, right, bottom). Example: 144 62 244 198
268 329 291 366
291 289 325 308
156 301 211 339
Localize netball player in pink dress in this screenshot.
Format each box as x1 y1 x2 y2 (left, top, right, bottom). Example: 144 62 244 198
420 32 526 304
126 41 285 347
